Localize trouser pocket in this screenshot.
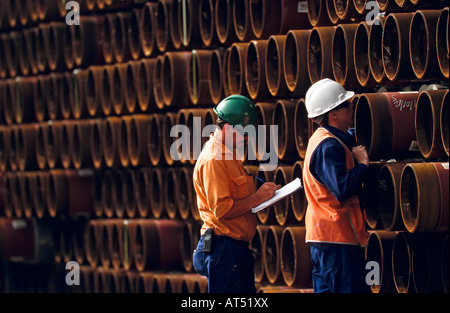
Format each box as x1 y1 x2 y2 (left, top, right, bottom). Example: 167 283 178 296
193 238 207 276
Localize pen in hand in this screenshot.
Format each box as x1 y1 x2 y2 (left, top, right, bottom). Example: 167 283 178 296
256 176 266 184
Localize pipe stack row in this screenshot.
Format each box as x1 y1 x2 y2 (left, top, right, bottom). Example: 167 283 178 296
0 0 449 293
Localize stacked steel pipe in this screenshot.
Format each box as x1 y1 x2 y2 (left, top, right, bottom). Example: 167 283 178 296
0 0 449 293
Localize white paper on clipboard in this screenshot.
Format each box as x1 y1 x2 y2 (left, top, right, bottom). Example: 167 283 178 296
251 178 303 214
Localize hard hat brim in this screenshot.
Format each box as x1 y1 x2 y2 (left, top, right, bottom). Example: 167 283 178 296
307 90 355 118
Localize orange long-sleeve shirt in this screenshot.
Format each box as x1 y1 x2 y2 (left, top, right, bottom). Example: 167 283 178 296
193 132 257 242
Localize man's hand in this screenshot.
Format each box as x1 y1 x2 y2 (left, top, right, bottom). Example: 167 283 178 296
255 182 280 203
352 145 370 167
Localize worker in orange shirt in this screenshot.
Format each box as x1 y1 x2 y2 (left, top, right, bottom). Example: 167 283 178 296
303 79 370 293
192 95 279 293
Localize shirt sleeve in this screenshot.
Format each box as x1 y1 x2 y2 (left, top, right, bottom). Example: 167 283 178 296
195 159 234 219
310 138 368 202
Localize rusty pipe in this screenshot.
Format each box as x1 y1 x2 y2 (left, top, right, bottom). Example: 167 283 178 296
369 16 387 84
147 113 165 167
273 100 298 161
72 16 105 67
376 162 407 231
284 30 311 96
178 167 194 221
392 231 416 293
123 61 139 114
140 2 157 57
307 26 336 84
155 0 174 54
112 63 127 116
162 112 178 166
400 162 449 233
85 66 103 118
149 168 165 219
264 225 284 284
209 49 225 105
353 0 368 14
251 225 269 283
153 56 165 110
118 116 131 168
102 14 115 64
47 22 66 72
47 169 94 217
440 90 449 156
113 170 126 218
5 32 20 78
131 219 183 271
124 169 138 218
35 124 47 170
180 221 199 272
136 59 156 113
59 121 73 169
15 77 36 124
281 227 312 288
228 42 250 97
17 30 30 77
332 23 359 88
307 0 332 27
294 98 311 159
164 167 179 220
71 70 89 120
136 168 152 218
382 12 415 82
60 72 74 120
222 47 232 98
113 12 131 63
45 121 62 169
232 0 255 42
101 170 115 218
129 8 142 61
103 116 122 168
354 21 376 87
436 7 449 78
215 0 237 45
291 161 307 223
188 49 215 105
355 92 420 159
326 0 340 24
365 231 397 293
266 35 289 97
170 0 183 50
15 123 38 171
91 119 104 169
162 51 191 108
251 0 309 40
255 168 276 225
99 65 113 116
129 114 152 167
33 76 48 122
334 0 360 20
415 90 448 158
360 161 386 230
72 120 95 170
246 40 270 101
255 102 275 163
178 0 201 48
410 10 442 80
199 0 218 47
47 73 63 121
273 165 297 227
0 127 8 172
84 219 100 269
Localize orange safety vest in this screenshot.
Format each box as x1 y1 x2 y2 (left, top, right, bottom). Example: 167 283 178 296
303 127 368 246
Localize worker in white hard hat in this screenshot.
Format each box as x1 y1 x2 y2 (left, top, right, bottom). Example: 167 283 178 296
303 78 370 293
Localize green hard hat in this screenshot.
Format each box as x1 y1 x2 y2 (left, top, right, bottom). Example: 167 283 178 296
213 95 257 127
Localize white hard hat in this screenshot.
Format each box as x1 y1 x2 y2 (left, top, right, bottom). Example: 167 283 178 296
305 78 355 118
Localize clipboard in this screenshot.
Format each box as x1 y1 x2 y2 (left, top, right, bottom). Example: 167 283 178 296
251 178 303 213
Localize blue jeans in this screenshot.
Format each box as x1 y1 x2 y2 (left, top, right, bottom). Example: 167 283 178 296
193 235 256 293
309 242 369 293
